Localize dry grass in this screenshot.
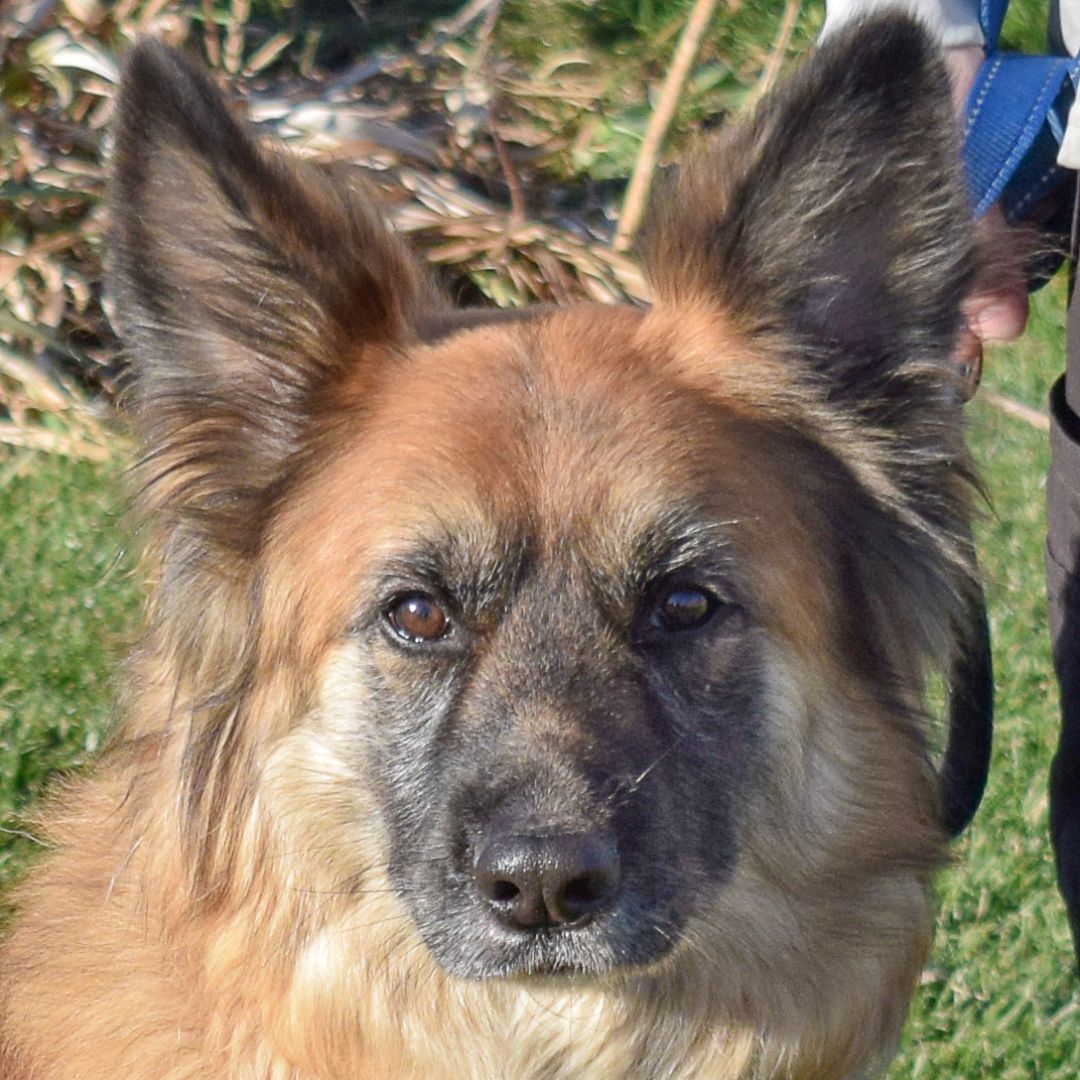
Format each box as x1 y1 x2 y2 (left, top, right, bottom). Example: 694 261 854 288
0 0 814 461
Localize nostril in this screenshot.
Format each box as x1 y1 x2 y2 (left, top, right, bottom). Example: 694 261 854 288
560 870 607 908
474 831 620 932
490 879 520 903
474 839 547 930
540 846 617 924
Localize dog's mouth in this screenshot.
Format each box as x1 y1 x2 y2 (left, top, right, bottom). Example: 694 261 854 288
392 825 696 981
414 896 682 981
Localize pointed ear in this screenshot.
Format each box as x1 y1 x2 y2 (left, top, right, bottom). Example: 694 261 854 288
109 41 432 548
644 14 974 399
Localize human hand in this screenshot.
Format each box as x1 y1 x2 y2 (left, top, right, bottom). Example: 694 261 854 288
945 46 1030 384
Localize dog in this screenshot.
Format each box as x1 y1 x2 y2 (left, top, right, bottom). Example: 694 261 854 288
0 14 990 1078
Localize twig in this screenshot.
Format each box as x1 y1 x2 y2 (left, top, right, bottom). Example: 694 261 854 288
223 0 249 75
0 423 112 462
748 0 802 106
0 824 48 848
471 1 524 224
475 0 503 66
492 127 526 224
980 389 1051 431
424 0 502 51
0 345 69 413
201 0 220 69
613 0 720 253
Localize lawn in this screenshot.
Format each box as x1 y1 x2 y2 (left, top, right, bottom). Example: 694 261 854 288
890 280 1079 1077
2 0 1079 1075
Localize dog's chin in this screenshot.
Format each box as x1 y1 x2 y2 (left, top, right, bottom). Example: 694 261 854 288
413 910 681 982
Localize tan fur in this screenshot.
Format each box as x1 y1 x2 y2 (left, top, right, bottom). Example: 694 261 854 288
1 306 946 1079
0 21 977 1078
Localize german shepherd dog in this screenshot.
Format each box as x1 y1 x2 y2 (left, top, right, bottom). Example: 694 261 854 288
0 14 993 1079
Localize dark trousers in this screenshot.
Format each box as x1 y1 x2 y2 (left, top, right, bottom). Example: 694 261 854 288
1048 277 1080 961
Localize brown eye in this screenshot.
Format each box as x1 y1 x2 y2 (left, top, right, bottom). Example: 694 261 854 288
654 587 715 632
387 592 450 643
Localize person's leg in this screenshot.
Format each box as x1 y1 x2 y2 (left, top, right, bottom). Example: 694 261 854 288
1047 249 1080 963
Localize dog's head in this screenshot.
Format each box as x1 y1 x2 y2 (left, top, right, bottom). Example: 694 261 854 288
110 16 975 995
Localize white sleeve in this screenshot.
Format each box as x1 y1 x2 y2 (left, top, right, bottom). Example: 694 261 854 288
1058 0 1080 55
821 0 984 48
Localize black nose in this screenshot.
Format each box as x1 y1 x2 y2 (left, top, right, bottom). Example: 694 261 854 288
474 831 620 931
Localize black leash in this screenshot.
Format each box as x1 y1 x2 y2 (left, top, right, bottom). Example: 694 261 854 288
939 577 995 837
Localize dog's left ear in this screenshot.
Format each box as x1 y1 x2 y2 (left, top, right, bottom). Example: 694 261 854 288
645 13 973 406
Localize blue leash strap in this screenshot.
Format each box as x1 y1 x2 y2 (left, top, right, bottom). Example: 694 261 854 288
963 0 1080 221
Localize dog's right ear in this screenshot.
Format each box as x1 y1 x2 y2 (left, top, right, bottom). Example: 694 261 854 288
110 41 430 547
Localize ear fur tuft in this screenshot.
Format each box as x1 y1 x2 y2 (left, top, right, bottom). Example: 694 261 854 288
644 14 974 403
110 40 434 555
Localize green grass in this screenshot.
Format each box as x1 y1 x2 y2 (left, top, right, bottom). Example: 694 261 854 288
0 453 138 888
890 279 1079 1077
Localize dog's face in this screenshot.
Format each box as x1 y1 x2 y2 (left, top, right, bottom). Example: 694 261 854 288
109 15 976 1003
282 312 812 979
264 305 947 983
